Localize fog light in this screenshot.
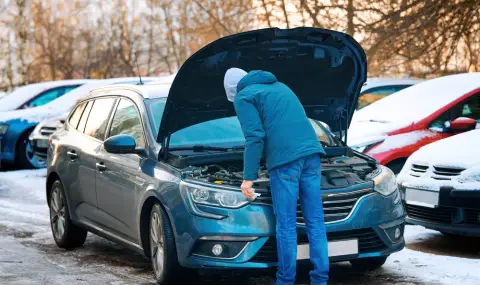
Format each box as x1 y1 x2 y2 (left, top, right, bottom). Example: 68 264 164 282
394 227 401 239
212 244 223 256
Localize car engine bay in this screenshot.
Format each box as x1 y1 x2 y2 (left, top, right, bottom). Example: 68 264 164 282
180 153 378 189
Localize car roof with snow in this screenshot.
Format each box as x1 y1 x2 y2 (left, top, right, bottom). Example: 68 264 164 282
88 78 174 100
0 77 171 124
0 79 91 112
361 77 424 92
353 73 480 124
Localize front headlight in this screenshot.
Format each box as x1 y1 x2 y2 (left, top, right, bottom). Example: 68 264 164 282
371 165 397 196
182 182 252 209
0 124 8 135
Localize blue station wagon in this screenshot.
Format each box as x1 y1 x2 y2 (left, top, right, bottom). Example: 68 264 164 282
46 28 405 284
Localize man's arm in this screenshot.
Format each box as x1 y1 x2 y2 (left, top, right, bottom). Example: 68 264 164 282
234 93 265 181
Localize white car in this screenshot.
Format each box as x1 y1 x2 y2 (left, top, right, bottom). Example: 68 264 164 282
397 129 480 236
0 80 89 112
27 76 175 167
358 77 424 110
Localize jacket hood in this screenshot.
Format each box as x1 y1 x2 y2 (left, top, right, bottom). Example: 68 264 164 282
158 27 367 143
237 70 277 92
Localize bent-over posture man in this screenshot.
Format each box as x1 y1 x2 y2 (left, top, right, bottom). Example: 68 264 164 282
224 68 329 285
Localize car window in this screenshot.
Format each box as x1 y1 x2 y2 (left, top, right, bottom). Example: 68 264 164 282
358 85 410 110
20 85 79 109
68 102 86 129
77 101 93 133
108 99 145 148
83 98 116 140
429 94 480 130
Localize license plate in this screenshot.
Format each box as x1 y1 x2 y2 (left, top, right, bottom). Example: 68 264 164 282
405 188 439 208
36 139 48 148
297 239 358 260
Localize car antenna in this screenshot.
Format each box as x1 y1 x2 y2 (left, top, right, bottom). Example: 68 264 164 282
134 54 143 85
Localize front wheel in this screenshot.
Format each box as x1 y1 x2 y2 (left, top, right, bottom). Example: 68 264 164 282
350 256 388 271
150 203 190 284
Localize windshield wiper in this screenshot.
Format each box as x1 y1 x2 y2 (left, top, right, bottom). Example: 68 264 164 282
169 145 244 152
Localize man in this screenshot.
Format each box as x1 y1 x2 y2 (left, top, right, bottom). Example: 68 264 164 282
224 68 329 285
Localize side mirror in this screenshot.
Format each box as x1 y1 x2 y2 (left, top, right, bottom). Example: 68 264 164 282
449 117 477 132
104 135 138 154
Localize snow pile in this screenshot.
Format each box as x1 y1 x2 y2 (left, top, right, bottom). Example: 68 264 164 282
385 225 480 285
352 73 480 126
369 130 436 154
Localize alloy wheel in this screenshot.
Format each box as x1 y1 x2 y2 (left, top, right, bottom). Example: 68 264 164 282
151 211 165 278
50 187 66 240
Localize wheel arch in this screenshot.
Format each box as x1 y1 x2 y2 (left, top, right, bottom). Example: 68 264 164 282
14 125 36 160
46 171 61 207
139 196 160 257
386 157 408 174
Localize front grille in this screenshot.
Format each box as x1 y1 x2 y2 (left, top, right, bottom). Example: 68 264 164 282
254 187 374 223
40 127 57 136
465 209 480 224
406 204 455 223
250 228 387 263
410 164 428 177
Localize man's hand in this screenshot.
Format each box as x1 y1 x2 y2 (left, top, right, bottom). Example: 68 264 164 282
241 180 255 199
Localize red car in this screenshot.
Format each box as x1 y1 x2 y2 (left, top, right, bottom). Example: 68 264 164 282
349 73 480 173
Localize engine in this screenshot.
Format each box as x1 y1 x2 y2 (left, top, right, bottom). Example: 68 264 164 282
183 164 268 186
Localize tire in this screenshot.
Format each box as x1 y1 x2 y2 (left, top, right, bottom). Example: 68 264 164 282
49 180 87 249
15 130 44 169
386 159 407 174
350 256 388 271
150 203 189 284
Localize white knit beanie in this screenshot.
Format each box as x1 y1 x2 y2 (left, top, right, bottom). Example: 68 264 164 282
224 68 248 102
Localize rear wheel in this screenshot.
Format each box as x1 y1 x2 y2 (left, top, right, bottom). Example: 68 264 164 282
150 203 189 284
350 256 388 271
49 180 87 249
15 130 44 169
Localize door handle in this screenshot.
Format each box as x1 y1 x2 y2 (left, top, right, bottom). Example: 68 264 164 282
67 150 78 159
96 162 106 171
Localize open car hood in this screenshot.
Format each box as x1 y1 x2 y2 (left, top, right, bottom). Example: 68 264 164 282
158 27 366 143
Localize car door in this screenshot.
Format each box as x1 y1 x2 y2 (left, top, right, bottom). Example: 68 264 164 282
428 94 480 135
95 97 147 241
74 97 117 223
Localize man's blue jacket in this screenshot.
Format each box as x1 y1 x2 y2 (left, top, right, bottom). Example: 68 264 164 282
234 70 325 180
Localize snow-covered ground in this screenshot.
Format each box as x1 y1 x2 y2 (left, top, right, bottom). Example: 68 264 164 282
0 169 479 285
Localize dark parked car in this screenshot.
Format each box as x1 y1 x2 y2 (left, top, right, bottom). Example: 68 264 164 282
46 28 405 284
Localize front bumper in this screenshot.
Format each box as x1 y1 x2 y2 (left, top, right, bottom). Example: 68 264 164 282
402 186 480 237
168 186 405 269
28 135 49 159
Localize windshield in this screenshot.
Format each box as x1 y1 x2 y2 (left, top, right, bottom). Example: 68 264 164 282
147 98 337 147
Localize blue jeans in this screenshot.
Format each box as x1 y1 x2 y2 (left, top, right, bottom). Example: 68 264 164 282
269 154 329 285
